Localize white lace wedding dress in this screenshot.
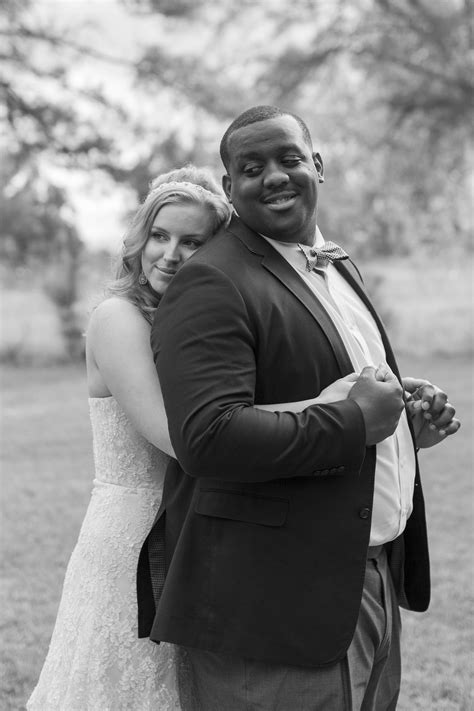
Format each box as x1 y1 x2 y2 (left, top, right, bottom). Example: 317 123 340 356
27 397 181 711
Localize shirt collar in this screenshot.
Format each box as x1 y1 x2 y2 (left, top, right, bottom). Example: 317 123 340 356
260 227 326 273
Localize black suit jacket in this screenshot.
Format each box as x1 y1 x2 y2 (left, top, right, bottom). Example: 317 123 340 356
137 215 430 667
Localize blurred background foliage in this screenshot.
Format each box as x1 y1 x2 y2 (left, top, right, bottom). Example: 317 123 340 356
1 8 472 709
0 0 472 361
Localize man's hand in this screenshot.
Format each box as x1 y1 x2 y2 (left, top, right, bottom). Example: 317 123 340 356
403 378 461 448
349 365 405 445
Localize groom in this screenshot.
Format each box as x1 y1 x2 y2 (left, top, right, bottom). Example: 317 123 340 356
138 106 459 709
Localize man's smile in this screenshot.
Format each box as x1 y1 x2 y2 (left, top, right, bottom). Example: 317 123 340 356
262 191 298 211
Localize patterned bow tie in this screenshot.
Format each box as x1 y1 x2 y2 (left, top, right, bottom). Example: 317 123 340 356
299 241 349 271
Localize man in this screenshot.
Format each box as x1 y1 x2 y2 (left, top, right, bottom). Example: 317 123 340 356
138 106 460 710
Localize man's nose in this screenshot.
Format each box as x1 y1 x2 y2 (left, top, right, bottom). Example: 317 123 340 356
263 162 289 188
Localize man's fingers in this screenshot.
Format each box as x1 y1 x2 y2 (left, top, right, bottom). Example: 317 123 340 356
375 363 389 381
418 384 435 411
428 403 457 429
444 418 461 436
432 418 461 438
416 384 448 416
358 364 397 381
375 363 396 382
358 366 377 380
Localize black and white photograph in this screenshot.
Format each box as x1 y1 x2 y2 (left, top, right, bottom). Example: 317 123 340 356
1 1 472 709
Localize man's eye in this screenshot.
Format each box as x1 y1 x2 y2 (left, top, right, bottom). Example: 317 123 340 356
243 164 262 176
282 156 301 166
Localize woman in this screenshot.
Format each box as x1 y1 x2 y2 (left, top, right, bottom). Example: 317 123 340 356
27 166 356 710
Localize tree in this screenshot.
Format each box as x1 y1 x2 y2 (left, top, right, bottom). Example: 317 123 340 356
0 154 86 357
124 0 472 254
354 0 472 135
0 0 130 169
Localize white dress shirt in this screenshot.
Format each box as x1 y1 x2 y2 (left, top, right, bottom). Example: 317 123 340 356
261 229 416 546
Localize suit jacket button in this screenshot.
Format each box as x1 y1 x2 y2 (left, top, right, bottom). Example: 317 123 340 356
359 507 370 519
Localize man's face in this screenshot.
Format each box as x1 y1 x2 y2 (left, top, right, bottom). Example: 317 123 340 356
222 115 323 246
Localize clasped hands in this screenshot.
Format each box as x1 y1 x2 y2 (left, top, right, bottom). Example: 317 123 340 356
401 375 461 448
318 366 460 448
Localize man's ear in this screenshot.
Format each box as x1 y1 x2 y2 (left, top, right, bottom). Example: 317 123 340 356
222 174 232 202
313 152 324 183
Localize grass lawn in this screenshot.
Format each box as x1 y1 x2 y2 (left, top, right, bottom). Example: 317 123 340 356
1 358 472 710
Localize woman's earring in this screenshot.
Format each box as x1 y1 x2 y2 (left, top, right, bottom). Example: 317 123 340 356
138 271 147 285
318 175 325 184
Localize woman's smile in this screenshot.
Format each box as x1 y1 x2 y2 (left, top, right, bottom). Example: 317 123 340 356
155 265 177 276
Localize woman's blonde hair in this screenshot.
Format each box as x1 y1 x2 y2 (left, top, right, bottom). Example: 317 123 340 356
108 166 231 323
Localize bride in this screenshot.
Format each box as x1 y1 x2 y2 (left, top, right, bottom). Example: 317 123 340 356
27 166 357 710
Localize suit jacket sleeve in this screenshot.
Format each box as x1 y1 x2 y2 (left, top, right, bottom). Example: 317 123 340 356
153 260 367 482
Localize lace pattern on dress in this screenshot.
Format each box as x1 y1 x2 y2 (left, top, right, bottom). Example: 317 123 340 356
27 398 181 710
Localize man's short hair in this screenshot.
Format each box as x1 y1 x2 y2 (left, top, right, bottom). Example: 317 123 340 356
220 105 313 171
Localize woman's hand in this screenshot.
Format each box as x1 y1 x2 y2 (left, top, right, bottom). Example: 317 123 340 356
254 373 359 414
316 373 359 404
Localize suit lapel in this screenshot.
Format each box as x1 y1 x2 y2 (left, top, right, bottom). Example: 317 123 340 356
334 260 401 380
227 217 354 375
335 260 418 446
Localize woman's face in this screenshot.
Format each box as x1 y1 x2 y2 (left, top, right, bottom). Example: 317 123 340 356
141 202 215 296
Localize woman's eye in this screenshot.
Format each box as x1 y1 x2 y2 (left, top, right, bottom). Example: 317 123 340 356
184 240 203 250
150 232 167 242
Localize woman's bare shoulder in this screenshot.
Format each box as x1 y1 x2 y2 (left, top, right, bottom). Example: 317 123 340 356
89 297 145 327
87 297 149 342
91 296 140 317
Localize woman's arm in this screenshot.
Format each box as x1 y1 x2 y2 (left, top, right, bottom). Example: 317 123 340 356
88 298 359 457
153 261 366 482
87 298 175 457
256 373 358 413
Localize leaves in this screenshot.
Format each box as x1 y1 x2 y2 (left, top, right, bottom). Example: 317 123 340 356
1 0 472 259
